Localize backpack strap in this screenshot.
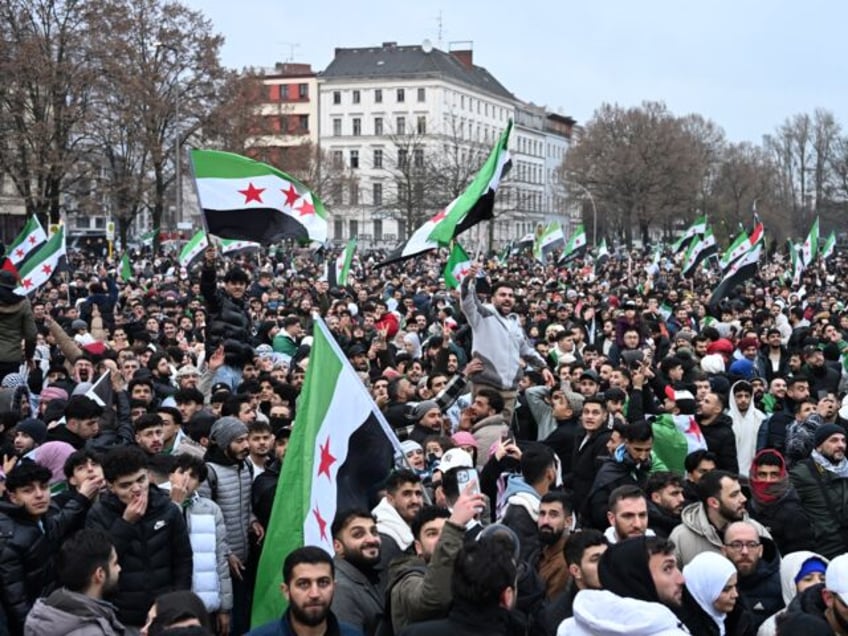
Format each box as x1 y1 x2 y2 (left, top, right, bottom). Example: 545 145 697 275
206 464 218 501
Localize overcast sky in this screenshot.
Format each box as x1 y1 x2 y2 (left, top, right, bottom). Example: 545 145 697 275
186 0 846 143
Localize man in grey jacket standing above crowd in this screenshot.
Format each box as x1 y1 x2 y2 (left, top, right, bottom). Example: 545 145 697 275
461 263 554 422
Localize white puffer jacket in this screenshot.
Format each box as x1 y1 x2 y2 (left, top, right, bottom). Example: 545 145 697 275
184 494 233 612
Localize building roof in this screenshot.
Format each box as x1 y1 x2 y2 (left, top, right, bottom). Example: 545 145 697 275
321 42 515 102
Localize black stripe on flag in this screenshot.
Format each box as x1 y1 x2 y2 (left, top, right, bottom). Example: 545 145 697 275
203 208 309 244
335 412 396 511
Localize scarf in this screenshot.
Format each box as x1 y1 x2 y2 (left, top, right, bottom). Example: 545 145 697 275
812 449 848 478
749 449 791 505
683 552 737 636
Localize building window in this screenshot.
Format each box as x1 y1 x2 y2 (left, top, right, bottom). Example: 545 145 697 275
333 118 342 136
414 181 424 203
373 149 383 169
298 115 309 132
373 183 383 206
298 83 308 99
397 88 405 103
375 88 382 103
332 150 343 168
349 219 358 237
349 182 359 204
416 116 426 135
350 150 359 169
398 219 407 238
417 87 425 102
334 218 344 239
413 147 424 169
374 117 383 136
352 90 360 104
396 116 406 134
374 219 383 240
333 91 341 105
398 148 408 169
352 118 361 136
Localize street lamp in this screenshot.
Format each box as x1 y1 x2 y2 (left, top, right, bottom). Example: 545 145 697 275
573 182 597 247
154 41 182 229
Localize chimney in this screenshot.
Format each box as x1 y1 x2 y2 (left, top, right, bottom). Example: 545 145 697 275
382 41 397 49
450 49 473 69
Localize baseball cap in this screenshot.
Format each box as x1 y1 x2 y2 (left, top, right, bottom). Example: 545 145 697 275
436 448 473 473
579 369 600 383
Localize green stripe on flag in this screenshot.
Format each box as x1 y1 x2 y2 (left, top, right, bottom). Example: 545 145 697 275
444 242 471 289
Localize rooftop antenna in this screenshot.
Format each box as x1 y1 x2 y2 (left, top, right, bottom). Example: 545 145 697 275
281 42 300 63
436 11 443 48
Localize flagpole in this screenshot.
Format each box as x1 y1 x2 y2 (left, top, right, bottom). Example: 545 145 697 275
184 145 212 241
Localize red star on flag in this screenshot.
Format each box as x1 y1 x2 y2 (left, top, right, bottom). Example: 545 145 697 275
238 182 265 204
685 417 704 443
317 437 336 479
27 235 36 245
14 248 23 258
430 209 446 223
296 199 315 217
282 184 300 207
22 278 32 289
312 507 328 542
41 264 52 275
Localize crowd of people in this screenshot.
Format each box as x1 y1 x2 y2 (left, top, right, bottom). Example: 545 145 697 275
1 237 848 635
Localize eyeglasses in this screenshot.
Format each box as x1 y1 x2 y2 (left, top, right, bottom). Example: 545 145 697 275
725 541 761 551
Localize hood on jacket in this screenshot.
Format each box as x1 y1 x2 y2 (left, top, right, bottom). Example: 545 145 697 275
779 551 829 605
25 588 124 635
598 537 660 603
557 589 689 635
0 287 26 310
372 496 413 550
501 474 541 522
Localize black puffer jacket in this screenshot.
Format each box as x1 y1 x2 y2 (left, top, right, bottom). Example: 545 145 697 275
699 413 739 473
85 485 192 627
0 492 91 634
200 264 251 357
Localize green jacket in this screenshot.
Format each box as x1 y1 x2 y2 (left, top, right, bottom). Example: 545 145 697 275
789 457 848 559
0 290 36 363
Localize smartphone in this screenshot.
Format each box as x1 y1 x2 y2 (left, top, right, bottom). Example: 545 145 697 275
455 468 480 496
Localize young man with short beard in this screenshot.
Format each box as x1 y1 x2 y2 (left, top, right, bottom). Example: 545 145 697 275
537 491 573 599
330 509 384 636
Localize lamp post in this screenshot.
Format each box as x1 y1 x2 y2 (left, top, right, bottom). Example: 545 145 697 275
573 182 597 247
154 41 182 229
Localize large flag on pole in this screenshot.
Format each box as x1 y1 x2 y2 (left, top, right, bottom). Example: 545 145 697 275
14 225 65 295
822 230 836 261
800 217 820 267
251 316 401 627
719 231 750 271
190 149 328 245
444 242 471 289
378 120 513 266
558 224 587 263
708 241 762 310
328 238 357 288
214 236 262 256
532 220 565 263
4 216 47 266
681 228 717 278
672 215 706 253
787 241 803 286
179 231 210 268
595 238 611 268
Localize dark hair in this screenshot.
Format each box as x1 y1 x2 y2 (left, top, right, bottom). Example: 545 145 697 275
475 387 504 414
63 449 101 481
170 453 208 482
645 471 684 497
149 590 211 634
787 374 809 388
128 377 154 394
101 446 148 482
156 406 183 427
223 267 250 284
541 490 573 515
64 395 104 421
174 388 205 405
385 469 421 494
623 419 653 442
56 529 114 592
520 443 556 485
451 537 517 607
644 535 677 557
187 412 215 444
697 469 738 504
582 396 607 411
5 461 51 492
410 505 450 541
283 545 334 584
331 508 376 540
134 413 163 434
221 393 251 417
608 484 646 511
684 449 718 473
564 529 607 567
248 420 273 436
794 398 817 415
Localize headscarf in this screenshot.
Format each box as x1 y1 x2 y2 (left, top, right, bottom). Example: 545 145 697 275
780 551 829 605
25 441 75 486
402 332 422 359
729 380 766 475
749 449 790 506
683 552 737 635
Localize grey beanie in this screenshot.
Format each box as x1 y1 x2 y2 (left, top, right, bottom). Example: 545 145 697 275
411 400 440 421
210 416 248 449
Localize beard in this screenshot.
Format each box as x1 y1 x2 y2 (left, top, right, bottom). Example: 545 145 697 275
718 500 745 522
539 526 564 546
290 599 330 627
345 544 381 570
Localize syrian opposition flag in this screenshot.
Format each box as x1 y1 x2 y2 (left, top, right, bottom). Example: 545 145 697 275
328 238 356 288
376 208 448 266
190 149 328 245
708 241 762 310
558 224 587 263
516 233 535 251
215 235 262 255
533 220 565 263
444 242 471 289
787 241 804 286
801 217 820 267
681 228 717 278
651 410 707 474
5 215 47 266
672 215 706 253
595 238 611 268
85 371 114 409
822 230 836 261
179 231 209 268
120 253 132 283
14 225 65 295
720 231 750 271
251 316 401 628
645 246 662 277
